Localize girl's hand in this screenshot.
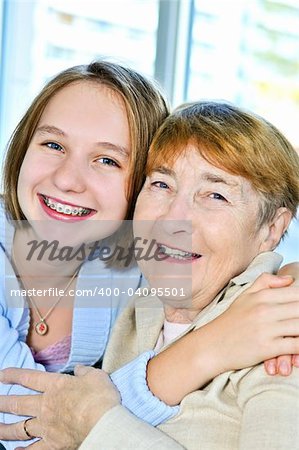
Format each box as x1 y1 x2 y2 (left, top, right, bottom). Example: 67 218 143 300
264 262 299 376
213 273 299 375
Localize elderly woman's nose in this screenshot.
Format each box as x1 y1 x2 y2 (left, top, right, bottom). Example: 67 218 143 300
160 218 192 236
164 194 192 219
159 196 193 235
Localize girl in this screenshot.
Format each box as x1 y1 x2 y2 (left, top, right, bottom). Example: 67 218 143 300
0 60 168 449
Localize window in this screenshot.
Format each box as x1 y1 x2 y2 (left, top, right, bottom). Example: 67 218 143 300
0 0 159 155
30 0 158 83
0 0 297 261
187 0 299 148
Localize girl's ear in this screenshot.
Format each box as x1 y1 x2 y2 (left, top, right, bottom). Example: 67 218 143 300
259 207 292 252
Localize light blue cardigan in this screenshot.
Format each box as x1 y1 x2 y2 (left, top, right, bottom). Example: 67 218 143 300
0 204 176 449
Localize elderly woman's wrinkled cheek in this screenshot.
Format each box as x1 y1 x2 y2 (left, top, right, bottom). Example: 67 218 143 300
188 202 266 312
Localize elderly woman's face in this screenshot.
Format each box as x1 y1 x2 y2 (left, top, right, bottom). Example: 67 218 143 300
134 145 272 313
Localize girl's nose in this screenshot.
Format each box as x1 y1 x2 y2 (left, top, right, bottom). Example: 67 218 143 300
53 155 86 194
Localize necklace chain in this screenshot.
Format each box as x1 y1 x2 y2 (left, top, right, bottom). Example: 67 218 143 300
27 269 79 335
12 247 79 335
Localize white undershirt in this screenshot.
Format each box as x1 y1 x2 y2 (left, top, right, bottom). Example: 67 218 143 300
154 320 190 352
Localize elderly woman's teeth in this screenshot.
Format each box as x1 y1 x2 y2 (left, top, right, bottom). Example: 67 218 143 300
159 245 199 260
43 196 91 216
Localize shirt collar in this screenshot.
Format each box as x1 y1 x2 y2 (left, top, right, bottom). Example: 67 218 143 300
230 251 283 287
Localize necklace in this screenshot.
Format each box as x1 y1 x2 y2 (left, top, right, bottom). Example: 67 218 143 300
26 269 79 336
12 247 79 335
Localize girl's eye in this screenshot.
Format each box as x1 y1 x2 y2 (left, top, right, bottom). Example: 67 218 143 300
44 142 63 152
209 192 227 202
98 157 119 167
151 181 169 189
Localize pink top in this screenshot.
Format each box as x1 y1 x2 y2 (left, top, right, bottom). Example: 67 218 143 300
31 335 72 372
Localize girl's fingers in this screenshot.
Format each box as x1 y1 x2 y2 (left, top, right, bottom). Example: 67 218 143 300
266 302 299 322
248 273 294 294
264 358 277 375
264 354 295 376
292 354 299 367
276 354 292 376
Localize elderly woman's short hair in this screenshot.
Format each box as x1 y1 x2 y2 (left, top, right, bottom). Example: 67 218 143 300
146 101 299 228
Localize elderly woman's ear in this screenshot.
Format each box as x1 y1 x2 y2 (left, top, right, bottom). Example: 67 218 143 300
259 207 293 252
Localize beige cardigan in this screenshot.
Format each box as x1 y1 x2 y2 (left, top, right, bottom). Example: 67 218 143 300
80 252 299 450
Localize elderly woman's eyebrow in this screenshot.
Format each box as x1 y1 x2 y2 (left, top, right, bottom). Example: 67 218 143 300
151 167 175 177
201 172 239 188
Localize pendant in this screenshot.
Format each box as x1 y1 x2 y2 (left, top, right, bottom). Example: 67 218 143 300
35 320 48 336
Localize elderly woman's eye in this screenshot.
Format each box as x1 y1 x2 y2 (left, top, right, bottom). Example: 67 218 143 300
151 181 169 189
210 192 227 201
45 142 63 152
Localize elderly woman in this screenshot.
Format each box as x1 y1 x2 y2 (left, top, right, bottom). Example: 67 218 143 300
1 101 299 450
85 101 299 449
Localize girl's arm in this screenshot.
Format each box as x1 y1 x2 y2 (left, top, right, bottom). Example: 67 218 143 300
146 266 299 406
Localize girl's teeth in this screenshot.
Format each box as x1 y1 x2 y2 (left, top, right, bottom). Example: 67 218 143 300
56 203 64 213
43 197 90 216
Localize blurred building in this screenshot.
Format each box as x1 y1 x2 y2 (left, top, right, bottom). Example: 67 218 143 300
188 0 299 146
0 0 297 261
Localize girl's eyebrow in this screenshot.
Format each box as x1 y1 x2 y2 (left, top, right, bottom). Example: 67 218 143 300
35 125 65 136
95 142 129 157
35 125 129 157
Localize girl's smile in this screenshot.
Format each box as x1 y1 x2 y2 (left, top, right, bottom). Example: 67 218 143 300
38 194 97 222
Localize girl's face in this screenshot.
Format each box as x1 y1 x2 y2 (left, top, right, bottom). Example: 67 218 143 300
17 81 131 247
